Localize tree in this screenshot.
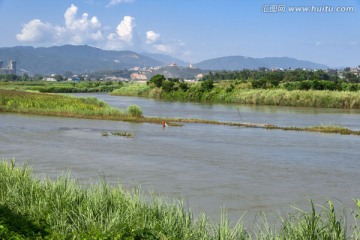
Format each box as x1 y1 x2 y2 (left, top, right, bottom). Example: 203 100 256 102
161 80 175 92
54 75 64 81
200 80 214 91
179 82 189 91
148 74 166 88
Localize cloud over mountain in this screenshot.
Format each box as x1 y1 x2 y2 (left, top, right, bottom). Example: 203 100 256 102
15 3 189 59
17 4 103 45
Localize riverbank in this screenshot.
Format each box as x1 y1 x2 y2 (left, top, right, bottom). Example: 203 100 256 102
0 160 358 239
0 81 123 93
1 89 360 136
111 82 360 109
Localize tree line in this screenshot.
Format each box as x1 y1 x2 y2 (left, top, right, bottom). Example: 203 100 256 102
202 68 360 83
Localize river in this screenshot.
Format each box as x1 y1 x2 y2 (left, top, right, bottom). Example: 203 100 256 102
1 93 360 223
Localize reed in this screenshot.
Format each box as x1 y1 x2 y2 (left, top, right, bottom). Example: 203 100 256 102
0 89 142 120
111 83 151 97
111 82 360 109
0 160 359 239
0 81 122 93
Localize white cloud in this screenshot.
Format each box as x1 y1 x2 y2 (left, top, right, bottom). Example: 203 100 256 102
16 19 54 42
115 16 135 43
152 44 174 54
147 37 187 56
146 30 160 44
15 4 188 56
17 4 103 45
107 0 134 7
64 4 101 31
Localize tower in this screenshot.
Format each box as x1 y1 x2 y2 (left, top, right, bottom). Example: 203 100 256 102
8 60 16 75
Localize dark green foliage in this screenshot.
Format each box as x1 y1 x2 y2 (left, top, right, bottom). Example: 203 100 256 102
200 79 214 92
178 82 189 91
148 74 166 88
251 78 268 89
0 204 50 239
282 80 360 91
162 80 175 92
201 68 360 84
226 84 235 93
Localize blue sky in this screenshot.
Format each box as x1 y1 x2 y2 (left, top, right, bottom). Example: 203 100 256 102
0 0 359 67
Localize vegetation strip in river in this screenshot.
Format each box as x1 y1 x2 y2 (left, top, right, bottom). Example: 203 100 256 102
1 89 360 136
111 79 360 109
1 160 359 239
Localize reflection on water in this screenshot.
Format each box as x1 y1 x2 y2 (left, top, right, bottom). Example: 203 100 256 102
1 94 360 222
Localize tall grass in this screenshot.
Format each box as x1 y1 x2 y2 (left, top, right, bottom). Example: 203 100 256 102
111 82 151 97
0 160 359 239
0 89 143 119
112 82 360 109
226 89 360 109
0 81 123 93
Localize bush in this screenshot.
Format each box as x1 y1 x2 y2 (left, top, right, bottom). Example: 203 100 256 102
127 104 143 117
200 80 214 92
148 74 166 88
162 80 175 92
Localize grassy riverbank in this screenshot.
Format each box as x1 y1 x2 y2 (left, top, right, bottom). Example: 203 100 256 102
0 89 144 120
111 81 360 109
0 160 359 239
1 89 360 136
0 81 123 93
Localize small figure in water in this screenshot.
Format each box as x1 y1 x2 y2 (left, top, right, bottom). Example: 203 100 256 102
162 121 168 128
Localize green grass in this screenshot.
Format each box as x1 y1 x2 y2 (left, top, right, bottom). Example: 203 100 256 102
111 82 151 97
0 81 123 93
0 89 143 120
112 82 360 109
0 160 359 239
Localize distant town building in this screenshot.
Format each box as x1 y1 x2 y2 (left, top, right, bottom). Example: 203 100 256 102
0 60 16 75
44 77 57 82
130 73 147 81
67 75 80 82
195 73 204 80
350 66 360 77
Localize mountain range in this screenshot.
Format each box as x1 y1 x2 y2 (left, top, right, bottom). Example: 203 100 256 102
195 56 328 70
0 45 328 75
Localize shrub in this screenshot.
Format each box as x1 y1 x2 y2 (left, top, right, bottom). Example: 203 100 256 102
148 74 166 88
162 80 175 92
127 104 143 117
200 80 214 92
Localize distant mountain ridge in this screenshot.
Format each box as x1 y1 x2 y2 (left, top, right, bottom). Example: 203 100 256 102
0 45 163 74
195 56 328 70
0 45 328 74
